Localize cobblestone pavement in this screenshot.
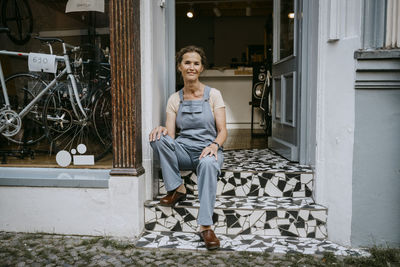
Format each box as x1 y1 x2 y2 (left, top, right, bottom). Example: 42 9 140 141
0 231 390 267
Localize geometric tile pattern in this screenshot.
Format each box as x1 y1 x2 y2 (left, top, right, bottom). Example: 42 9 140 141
222 149 313 173
144 196 327 238
135 231 370 257
159 171 313 198
143 148 338 255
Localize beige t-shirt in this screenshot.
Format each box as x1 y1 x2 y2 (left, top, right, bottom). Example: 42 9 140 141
166 88 225 118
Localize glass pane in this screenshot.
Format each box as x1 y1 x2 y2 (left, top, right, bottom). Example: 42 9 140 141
0 1 112 169
285 74 294 123
279 0 295 59
274 78 281 120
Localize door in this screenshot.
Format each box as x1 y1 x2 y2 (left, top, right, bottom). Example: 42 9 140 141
269 0 301 161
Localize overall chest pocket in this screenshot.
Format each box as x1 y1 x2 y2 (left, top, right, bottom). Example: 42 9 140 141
180 103 203 114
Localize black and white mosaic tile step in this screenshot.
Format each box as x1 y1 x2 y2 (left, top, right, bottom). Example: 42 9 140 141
145 196 327 238
135 231 370 257
222 149 313 173
159 171 313 198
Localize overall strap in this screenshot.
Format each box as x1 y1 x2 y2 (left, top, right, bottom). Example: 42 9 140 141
178 89 184 103
203 86 211 101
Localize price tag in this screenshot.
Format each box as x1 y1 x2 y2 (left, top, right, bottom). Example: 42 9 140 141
66 0 105 13
28 53 57 74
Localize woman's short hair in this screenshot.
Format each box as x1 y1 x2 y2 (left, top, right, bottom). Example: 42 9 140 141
176 45 207 69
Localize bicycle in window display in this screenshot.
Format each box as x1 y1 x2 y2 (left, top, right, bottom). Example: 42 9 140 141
0 28 112 162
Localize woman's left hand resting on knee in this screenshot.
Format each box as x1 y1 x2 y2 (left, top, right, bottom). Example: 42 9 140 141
199 143 219 160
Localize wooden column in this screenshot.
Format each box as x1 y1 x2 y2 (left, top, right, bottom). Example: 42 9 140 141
109 0 144 176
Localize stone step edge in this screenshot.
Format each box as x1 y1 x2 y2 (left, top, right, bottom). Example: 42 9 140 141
151 194 319 201
144 196 328 211
157 169 315 176
135 230 370 257
139 229 326 241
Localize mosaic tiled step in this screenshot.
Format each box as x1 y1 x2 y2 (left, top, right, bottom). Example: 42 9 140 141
145 196 327 239
158 148 314 198
159 171 313 198
136 231 369 257
222 148 313 173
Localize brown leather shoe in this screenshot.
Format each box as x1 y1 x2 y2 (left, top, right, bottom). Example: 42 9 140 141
159 190 186 207
199 229 220 250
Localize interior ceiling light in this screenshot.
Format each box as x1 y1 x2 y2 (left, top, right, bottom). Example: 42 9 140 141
187 5 194 18
213 7 221 17
246 6 251 16
288 12 295 19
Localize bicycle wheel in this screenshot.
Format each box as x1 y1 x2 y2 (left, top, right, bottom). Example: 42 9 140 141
0 73 48 145
43 82 111 162
1 0 33 45
92 87 112 160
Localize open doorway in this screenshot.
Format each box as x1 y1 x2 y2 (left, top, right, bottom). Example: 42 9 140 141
175 0 273 150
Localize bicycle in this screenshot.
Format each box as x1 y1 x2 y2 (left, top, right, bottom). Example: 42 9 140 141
0 28 112 161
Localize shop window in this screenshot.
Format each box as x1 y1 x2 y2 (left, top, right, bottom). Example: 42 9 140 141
0 0 112 169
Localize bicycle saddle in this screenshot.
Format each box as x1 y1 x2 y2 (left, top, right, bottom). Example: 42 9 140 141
0 27 10 33
34 36 64 43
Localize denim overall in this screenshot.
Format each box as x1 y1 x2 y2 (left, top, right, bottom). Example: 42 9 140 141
150 86 224 226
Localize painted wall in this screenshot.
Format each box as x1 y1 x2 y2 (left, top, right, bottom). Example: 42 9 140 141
314 0 362 246
200 71 262 129
0 176 145 237
141 0 170 199
352 89 400 247
351 56 400 247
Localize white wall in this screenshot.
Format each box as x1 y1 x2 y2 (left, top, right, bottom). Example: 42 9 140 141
141 0 169 200
314 0 362 245
200 71 263 129
0 176 145 237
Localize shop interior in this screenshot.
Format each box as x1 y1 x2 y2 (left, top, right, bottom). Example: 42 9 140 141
175 0 273 149
0 0 273 168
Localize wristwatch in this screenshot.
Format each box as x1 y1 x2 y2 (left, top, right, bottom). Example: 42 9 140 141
211 141 220 148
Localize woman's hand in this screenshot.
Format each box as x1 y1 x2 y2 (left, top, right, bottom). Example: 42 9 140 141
199 143 219 160
149 126 168 142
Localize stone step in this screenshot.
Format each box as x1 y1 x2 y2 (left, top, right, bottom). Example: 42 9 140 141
159 149 314 198
159 171 314 198
135 231 369 257
145 196 327 239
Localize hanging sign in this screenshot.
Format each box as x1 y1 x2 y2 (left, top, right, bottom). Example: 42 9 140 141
66 0 105 13
28 53 57 73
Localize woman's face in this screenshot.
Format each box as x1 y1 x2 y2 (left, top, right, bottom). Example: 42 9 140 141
178 52 204 82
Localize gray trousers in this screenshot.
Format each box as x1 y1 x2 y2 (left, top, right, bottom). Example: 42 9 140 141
150 135 223 226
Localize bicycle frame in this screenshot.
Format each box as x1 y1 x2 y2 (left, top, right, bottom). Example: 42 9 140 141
0 42 87 134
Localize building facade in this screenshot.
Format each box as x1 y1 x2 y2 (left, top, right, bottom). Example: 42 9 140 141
0 0 399 247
